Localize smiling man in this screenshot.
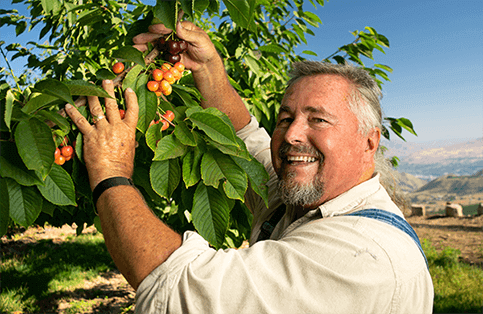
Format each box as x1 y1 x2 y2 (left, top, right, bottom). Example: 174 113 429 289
66 20 434 313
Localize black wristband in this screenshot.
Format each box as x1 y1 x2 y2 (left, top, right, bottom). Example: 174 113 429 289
92 177 134 206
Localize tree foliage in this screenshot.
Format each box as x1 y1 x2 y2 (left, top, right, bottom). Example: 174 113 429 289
0 0 416 248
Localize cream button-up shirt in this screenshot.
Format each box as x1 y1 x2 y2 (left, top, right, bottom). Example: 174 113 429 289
135 116 434 313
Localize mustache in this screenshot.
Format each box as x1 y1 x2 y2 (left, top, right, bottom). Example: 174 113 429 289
279 142 323 160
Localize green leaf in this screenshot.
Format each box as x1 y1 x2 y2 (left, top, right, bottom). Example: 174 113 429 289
22 93 60 114
182 148 202 188
36 163 77 206
173 120 196 146
150 159 180 199
135 74 158 133
244 54 262 76
192 183 230 248
34 79 75 106
153 0 178 31
5 178 42 228
145 122 162 152
259 44 288 54
15 20 27 36
64 80 112 98
14 118 56 179
122 64 143 92
206 136 251 160
179 0 193 19
302 50 318 56
187 108 238 147
222 0 256 32
153 134 188 161
4 89 14 130
35 110 70 133
0 143 44 186
201 150 247 201
397 117 418 136
0 178 10 236
302 11 322 27
172 85 199 108
96 68 117 81
232 155 269 207
112 46 146 67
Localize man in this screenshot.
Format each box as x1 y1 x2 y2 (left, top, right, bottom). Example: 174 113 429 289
65 20 433 313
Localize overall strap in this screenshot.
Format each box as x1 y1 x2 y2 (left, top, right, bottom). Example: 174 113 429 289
346 209 429 269
257 204 287 241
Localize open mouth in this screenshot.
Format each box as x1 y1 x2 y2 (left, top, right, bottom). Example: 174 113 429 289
286 155 317 163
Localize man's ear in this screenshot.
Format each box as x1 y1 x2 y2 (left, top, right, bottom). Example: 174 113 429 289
365 127 381 156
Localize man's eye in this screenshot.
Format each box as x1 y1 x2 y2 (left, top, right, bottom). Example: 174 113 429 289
278 117 293 125
312 118 326 123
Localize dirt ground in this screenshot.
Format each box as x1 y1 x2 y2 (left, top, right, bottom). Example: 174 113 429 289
407 213 483 268
3 213 483 313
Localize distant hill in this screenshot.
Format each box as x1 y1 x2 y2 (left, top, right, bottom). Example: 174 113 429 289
397 172 428 193
384 138 483 179
414 171 483 195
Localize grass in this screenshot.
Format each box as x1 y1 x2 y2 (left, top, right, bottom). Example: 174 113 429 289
0 232 121 313
2 228 483 313
422 239 483 313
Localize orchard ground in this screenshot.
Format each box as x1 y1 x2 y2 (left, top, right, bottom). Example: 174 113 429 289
2 212 482 313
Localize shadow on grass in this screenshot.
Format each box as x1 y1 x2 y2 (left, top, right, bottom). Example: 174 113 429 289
1 234 120 313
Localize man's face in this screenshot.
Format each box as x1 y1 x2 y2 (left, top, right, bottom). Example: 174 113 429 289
271 74 377 209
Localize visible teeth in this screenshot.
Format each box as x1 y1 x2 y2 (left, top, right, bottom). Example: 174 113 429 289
287 156 316 162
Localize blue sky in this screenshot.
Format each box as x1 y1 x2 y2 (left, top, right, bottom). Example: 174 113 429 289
298 0 482 144
2 0 482 144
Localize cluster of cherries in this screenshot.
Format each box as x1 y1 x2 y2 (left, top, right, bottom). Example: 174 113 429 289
157 36 188 64
54 137 74 165
146 62 185 96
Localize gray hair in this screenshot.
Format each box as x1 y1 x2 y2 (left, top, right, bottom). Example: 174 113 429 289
287 61 383 135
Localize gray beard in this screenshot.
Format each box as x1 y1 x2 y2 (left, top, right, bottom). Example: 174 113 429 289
277 169 324 207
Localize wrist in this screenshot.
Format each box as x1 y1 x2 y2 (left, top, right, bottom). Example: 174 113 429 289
92 176 134 206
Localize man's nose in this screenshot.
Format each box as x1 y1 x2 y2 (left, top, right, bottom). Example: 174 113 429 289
284 118 307 145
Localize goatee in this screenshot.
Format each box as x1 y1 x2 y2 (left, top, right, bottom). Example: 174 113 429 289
277 143 324 207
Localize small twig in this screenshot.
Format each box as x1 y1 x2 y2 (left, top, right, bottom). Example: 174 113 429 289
157 112 176 127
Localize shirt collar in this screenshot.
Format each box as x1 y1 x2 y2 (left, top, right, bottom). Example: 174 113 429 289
317 173 381 218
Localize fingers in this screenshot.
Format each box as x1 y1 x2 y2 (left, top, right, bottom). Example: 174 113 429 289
65 101 94 135
102 80 120 123
124 88 139 128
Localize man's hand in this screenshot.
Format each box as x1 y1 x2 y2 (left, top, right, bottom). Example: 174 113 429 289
133 21 217 73
64 80 139 191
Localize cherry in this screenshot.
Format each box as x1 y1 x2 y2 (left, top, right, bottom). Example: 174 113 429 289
54 147 61 159
161 63 171 72
170 67 181 81
163 71 175 85
179 40 188 53
147 80 159 92
173 62 185 72
61 145 74 158
168 40 181 55
166 53 181 64
152 68 164 81
112 62 124 74
162 84 172 96
163 110 175 122
160 120 169 131
119 109 126 119
55 155 66 166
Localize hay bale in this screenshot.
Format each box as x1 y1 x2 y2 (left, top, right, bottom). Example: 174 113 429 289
445 202 463 217
411 204 426 217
